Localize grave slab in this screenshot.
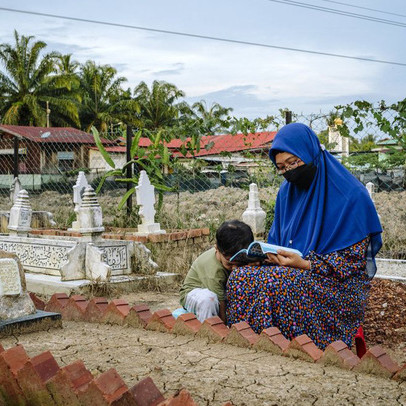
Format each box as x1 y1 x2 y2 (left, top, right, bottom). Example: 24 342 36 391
0 310 62 338
25 272 179 296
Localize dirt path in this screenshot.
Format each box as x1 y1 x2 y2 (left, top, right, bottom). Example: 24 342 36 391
2 319 405 406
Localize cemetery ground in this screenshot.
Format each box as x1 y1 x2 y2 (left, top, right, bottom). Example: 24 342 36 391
1 187 405 404
1 278 405 405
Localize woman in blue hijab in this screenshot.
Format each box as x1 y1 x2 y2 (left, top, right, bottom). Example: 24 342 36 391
226 123 382 349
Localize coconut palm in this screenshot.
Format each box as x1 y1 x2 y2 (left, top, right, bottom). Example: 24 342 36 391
134 80 187 131
78 61 139 133
0 30 80 126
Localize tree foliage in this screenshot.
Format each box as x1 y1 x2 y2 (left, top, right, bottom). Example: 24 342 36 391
0 30 80 126
334 99 406 169
79 61 139 133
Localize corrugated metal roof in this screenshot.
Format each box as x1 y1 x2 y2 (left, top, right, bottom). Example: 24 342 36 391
91 131 276 157
116 132 275 156
169 131 276 157
0 125 114 145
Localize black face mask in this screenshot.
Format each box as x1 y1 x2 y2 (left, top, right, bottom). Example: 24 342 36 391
283 163 317 189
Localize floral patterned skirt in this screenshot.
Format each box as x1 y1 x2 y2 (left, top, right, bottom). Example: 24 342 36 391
226 241 370 349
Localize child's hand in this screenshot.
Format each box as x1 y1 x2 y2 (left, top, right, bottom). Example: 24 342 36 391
266 250 310 270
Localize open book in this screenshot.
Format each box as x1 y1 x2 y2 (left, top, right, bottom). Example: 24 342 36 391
229 241 303 263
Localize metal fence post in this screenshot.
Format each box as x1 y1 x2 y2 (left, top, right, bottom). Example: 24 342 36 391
126 125 133 216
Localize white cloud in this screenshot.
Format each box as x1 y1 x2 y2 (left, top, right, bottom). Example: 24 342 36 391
0 0 404 118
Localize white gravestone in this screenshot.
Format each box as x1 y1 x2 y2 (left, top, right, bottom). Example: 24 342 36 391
78 186 105 241
0 258 22 296
242 183 266 236
366 181 380 219
366 182 375 202
135 171 165 234
0 253 36 321
328 127 349 157
10 177 22 204
8 189 32 236
70 171 90 231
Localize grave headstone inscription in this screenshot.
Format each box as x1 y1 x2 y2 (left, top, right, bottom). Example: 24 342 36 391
0 251 36 321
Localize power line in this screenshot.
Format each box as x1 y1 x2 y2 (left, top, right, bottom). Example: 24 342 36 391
0 7 406 67
266 0 406 28
319 0 406 19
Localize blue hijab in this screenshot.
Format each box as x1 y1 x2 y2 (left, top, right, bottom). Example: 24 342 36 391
268 123 382 278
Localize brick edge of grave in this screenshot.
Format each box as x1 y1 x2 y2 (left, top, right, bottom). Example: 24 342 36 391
1 291 403 406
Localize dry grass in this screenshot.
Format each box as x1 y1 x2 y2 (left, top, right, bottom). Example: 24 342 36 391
0 187 404 264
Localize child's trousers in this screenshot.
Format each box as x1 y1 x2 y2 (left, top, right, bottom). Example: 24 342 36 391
184 288 219 322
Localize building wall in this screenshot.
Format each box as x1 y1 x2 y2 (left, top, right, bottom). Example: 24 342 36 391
0 135 40 174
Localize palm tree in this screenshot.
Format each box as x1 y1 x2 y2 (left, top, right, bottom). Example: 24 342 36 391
78 61 139 133
133 80 187 131
55 53 80 74
191 100 233 134
0 30 80 126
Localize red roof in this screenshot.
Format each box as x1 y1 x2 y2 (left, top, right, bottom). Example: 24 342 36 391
117 136 152 147
91 132 276 157
117 132 275 155
0 125 114 145
169 132 276 157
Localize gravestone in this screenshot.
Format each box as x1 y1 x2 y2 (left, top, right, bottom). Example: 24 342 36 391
0 251 36 320
0 250 62 336
78 186 105 241
366 182 375 202
10 177 22 204
242 183 266 237
135 171 165 235
328 126 349 157
70 171 90 231
8 189 32 237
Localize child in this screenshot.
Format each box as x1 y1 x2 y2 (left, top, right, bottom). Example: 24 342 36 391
179 220 254 323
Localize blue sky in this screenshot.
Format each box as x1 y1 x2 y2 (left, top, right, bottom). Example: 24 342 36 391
0 0 405 119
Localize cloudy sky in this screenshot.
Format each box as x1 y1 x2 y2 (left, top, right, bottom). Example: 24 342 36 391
0 0 405 118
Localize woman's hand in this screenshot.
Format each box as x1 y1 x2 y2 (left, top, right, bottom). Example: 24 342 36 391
266 250 310 270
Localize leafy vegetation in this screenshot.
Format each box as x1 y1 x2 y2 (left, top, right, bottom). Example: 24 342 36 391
0 30 80 126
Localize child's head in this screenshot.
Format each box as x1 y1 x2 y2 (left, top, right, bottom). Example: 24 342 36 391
216 219 254 258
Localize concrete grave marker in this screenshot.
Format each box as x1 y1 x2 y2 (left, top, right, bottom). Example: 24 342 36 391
135 171 165 234
328 126 349 157
0 252 36 321
0 258 22 296
78 186 104 241
366 182 375 201
8 189 32 236
70 171 90 230
242 183 266 236
10 177 22 204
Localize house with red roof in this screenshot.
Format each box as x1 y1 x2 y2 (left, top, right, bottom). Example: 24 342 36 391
0 125 114 175
90 131 276 173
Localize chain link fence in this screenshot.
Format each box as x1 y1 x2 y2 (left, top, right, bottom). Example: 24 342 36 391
0 109 404 233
